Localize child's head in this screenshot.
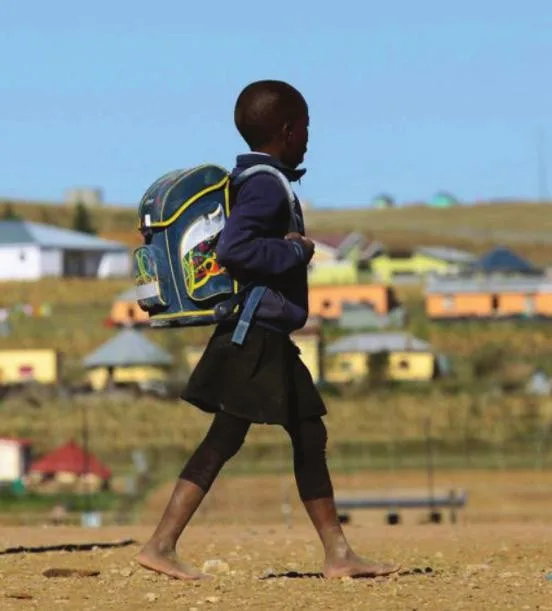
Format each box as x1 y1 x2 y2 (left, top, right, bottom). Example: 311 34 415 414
234 80 309 169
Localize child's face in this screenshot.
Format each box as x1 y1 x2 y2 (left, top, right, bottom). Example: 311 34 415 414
283 109 309 168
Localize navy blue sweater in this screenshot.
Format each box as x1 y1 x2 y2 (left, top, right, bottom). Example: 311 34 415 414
216 153 311 334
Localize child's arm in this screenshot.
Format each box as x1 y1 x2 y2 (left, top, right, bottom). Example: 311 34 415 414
216 174 312 276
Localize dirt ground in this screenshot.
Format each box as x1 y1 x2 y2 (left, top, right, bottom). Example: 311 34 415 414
2 469 552 610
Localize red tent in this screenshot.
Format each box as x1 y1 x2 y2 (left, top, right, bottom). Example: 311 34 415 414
30 440 111 480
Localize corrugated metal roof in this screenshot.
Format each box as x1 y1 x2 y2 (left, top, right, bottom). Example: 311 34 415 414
473 247 539 274
30 440 111 479
426 276 552 294
327 332 432 354
0 220 127 251
0 221 34 245
83 329 173 368
417 246 476 263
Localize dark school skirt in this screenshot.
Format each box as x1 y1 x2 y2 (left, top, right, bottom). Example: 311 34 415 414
181 324 327 426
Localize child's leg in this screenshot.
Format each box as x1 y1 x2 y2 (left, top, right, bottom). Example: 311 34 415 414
284 416 400 578
138 411 250 580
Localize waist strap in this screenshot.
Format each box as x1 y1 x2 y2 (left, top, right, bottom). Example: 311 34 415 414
231 286 267 346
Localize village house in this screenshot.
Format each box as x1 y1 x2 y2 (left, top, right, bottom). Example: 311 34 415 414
309 283 400 320
426 191 459 208
338 301 407 330
0 349 60 387
309 231 384 273
310 232 371 261
109 287 149 327
83 328 173 392
0 437 32 483
369 246 475 283
468 246 542 276
0 219 130 280
308 260 359 285
111 280 401 328
325 332 438 384
28 440 111 492
307 232 362 286
425 276 552 320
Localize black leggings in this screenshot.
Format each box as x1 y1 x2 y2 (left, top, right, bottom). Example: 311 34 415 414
179 411 333 501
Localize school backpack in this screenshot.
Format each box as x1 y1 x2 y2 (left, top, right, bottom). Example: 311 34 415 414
133 163 299 345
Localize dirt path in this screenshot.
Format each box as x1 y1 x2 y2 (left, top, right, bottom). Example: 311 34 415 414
1 523 551 610
2 469 552 609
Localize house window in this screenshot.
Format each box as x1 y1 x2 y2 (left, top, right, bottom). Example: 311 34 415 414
340 361 352 371
322 300 332 310
525 295 535 315
398 359 410 370
442 295 454 310
19 251 26 262
19 365 34 379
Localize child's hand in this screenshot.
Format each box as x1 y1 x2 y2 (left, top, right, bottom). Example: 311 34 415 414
285 233 315 263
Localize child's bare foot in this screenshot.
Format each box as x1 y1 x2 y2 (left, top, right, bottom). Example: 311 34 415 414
137 543 208 580
324 551 400 579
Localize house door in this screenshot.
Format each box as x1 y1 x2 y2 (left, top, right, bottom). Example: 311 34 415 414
524 294 536 316
63 252 85 277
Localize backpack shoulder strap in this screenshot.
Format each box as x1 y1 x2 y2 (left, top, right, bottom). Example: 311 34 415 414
228 165 299 347
232 164 299 233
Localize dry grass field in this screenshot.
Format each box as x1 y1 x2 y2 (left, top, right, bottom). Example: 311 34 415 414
2 387 552 476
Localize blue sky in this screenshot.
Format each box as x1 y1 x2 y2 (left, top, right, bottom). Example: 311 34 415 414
1 1 551 208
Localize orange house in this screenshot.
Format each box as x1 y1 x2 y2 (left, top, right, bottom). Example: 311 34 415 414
110 284 399 327
425 277 552 319
109 288 149 327
309 284 398 319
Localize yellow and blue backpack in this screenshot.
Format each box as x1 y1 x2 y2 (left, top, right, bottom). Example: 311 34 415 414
133 163 298 345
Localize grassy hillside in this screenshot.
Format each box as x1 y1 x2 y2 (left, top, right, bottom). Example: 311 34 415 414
3 200 552 475
0 279 211 385
305 201 552 265
3 279 552 372
1 277 552 477
2 383 551 476
4 197 552 263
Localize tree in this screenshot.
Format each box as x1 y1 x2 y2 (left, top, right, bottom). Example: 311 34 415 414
72 201 96 235
1 202 20 220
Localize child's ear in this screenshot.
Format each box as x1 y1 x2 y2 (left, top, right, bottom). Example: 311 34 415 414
283 121 294 142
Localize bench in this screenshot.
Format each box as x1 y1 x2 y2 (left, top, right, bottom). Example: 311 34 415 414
335 488 468 525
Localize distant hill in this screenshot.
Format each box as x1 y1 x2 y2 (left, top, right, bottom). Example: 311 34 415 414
2 196 552 263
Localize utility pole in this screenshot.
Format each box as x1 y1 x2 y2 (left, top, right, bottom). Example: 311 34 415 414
82 401 91 515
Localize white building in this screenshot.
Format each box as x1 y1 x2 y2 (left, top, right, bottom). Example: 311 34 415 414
0 220 130 280
64 187 104 207
0 437 32 482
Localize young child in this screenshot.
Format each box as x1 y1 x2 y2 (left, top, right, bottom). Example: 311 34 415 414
137 80 400 580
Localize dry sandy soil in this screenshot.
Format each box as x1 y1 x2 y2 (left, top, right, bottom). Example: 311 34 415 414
1 469 552 610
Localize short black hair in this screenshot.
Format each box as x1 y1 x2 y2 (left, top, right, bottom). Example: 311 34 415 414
234 80 307 150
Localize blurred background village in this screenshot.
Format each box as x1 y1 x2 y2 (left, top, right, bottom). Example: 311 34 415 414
2 186 552 527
